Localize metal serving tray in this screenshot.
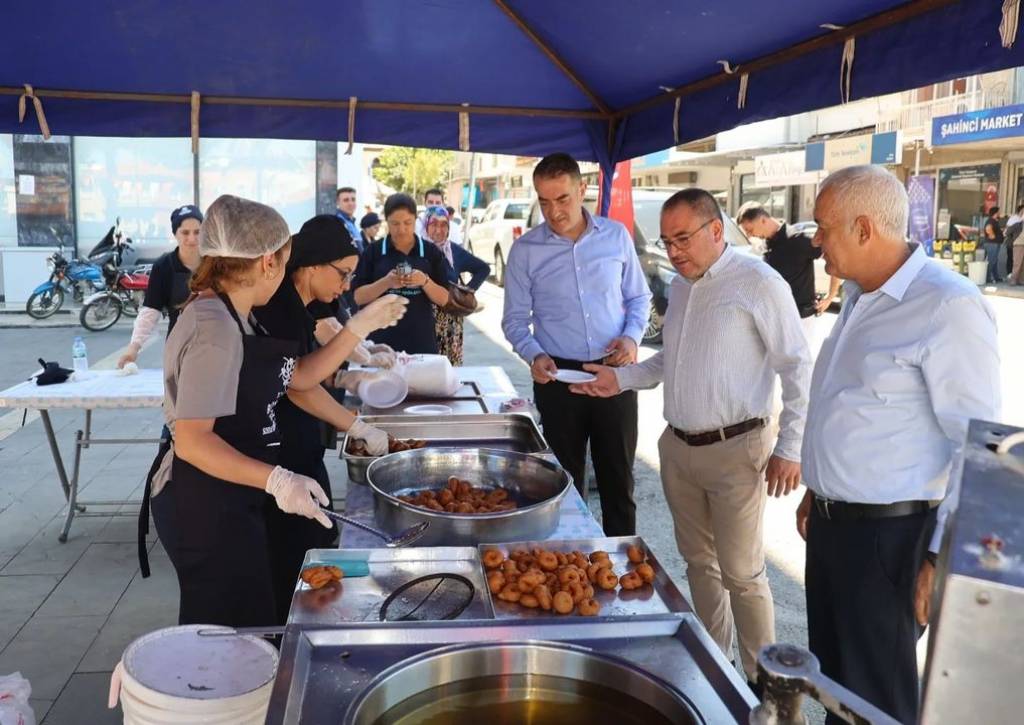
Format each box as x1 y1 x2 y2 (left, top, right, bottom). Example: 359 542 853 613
265 616 756 724
341 413 548 485
287 547 494 626
478 535 692 619
360 380 487 416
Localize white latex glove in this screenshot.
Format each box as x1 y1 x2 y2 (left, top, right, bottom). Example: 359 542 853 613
365 341 396 356
350 419 389 456
346 294 408 340
265 466 332 528
335 369 379 395
367 349 397 369
116 361 139 377
347 343 372 366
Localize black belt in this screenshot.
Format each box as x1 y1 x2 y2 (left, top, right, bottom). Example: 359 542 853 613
812 493 939 521
671 417 765 447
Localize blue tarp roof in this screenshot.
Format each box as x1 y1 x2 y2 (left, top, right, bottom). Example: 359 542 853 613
4 0 1024 172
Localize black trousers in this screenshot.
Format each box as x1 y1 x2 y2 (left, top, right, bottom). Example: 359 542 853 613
533 356 638 536
805 504 935 725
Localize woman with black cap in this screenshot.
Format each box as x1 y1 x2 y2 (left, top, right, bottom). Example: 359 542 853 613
149 195 406 628
252 214 391 622
352 193 451 354
359 211 381 249
117 204 203 368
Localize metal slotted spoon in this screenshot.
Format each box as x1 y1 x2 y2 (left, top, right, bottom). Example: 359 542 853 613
320 508 428 547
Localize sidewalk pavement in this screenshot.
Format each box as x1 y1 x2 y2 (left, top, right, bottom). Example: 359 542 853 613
0 281 821 723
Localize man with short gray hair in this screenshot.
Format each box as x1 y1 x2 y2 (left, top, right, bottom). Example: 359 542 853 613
799 165 1000 723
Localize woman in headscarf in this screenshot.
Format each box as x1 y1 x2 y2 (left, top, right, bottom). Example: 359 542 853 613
149 195 405 628
423 205 489 365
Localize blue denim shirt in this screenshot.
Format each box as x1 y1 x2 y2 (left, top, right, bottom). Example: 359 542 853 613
502 211 651 363
336 211 362 252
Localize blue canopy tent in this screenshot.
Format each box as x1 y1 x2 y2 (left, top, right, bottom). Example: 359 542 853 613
4 0 1024 211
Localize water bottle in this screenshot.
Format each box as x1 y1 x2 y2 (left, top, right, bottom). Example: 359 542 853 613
72 336 88 373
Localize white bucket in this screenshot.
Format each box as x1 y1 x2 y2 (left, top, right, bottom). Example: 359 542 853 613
398 354 460 397
967 260 988 285
109 625 278 725
357 370 409 408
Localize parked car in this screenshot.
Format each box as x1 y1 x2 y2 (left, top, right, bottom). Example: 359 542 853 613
464 199 531 281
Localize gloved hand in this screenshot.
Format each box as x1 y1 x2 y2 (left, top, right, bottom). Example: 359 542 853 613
347 343 372 366
346 294 408 340
365 341 395 356
346 342 396 369
334 369 379 395
366 348 397 369
265 466 332 528
350 419 389 456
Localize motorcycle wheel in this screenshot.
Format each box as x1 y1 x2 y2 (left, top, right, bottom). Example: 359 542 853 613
121 290 144 318
26 287 65 319
79 294 123 331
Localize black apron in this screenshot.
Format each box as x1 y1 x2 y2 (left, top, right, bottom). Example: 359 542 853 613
146 293 299 628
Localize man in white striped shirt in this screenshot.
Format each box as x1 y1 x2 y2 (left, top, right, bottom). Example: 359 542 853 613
573 188 811 689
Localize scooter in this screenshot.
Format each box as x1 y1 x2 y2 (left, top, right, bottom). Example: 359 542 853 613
79 221 148 331
25 244 104 319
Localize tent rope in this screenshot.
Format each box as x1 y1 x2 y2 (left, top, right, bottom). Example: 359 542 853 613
673 97 682 144
346 96 357 155
459 103 470 151
1001 0 1020 48
738 73 749 109
18 85 51 140
841 37 856 104
190 91 200 154
716 60 738 74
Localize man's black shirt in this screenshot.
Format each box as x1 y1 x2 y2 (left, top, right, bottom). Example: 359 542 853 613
763 223 821 319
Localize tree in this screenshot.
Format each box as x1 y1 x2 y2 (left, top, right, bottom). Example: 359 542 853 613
372 147 454 201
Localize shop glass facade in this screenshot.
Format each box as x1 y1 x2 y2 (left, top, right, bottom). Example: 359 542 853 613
937 164 1001 241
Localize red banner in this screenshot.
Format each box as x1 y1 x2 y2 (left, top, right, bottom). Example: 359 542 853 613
598 160 634 238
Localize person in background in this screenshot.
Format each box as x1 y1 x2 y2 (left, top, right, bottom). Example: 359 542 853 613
737 205 841 342
446 205 463 231
502 152 651 537
573 188 810 691
983 206 1004 284
252 214 390 622
360 212 382 249
149 194 406 628
1005 203 1024 284
118 205 203 368
798 165 1000 723
353 193 451 354
423 205 489 365
336 187 362 252
416 188 462 243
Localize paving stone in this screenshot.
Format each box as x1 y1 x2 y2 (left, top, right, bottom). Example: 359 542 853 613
1 513 107 577
0 615 105 700
34 543 137 618
43 672 120 725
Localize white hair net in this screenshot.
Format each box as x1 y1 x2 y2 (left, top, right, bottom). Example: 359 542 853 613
199 194 291 259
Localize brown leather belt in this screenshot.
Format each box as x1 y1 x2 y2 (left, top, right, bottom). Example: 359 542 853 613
812 493 939 521
670 417 765 447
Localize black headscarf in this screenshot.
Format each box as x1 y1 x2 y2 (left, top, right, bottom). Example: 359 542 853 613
288 215 359 271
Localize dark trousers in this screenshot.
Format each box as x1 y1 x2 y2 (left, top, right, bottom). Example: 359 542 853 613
533 356 638 536
985 243 1003 283
805 504 935 724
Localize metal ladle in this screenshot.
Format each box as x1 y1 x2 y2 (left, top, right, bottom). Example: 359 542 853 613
320 508 428 547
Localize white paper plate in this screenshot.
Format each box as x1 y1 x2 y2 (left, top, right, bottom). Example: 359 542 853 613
405 404 453 415
552 369 597 384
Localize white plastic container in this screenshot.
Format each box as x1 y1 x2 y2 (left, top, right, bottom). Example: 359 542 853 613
398 354 460 397
357 370 409 408
968 260 988 285
108 625 278 725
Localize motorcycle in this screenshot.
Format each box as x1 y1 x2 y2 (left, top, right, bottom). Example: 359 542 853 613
25 240 105 319
79 221 150 331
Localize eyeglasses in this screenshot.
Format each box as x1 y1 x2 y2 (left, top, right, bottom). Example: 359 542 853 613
657 218 716 251
327 263 355 283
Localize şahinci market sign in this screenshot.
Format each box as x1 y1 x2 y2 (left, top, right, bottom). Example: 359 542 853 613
932 104 1024 146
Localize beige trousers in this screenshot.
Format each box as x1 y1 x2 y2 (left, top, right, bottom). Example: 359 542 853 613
657 425 776 680
1012 244 1024 285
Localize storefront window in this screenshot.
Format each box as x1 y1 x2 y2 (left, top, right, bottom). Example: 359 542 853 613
74 136 193 259
937 164 1000 241
0 135 15 247
13 135 74 248
738 173 786 219
199 139 316 231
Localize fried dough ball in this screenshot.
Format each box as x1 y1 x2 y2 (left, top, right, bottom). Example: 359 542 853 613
635 562 656 584
553 590 574 614
482 549 505 569
627 545 645 564
558 568 582 586
517 571 545 592
587 563 604 584
582 584 595 599
589 550 610 564
498 585 522 602
568 581 586 604
534 585 553 611
544 573 559 590
519 593 540 609
596 568 619 591
509 549 529 562
439 488 454 506
620 571 644 590
537 551 559 571
487 571 506 594
578 598 601 616
300 565 344 590
555 552 568 567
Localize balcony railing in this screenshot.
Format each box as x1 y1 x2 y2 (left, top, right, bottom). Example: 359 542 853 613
875 87 1013 136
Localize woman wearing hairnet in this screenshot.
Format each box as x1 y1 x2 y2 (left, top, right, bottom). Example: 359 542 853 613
149 195 406 628
251 214 390 622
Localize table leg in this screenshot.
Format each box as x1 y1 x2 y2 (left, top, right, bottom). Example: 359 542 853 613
39 410 72 501
83 409 92 450
58 429 84 543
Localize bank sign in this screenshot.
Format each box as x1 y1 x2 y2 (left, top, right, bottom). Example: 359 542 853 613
932 104 1024 146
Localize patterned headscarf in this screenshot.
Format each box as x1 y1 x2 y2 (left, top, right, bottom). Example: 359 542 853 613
423 205 453 266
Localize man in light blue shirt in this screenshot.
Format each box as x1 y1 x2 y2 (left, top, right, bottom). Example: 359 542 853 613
336 187 363 253
502 153 651 535
798 165 1000 724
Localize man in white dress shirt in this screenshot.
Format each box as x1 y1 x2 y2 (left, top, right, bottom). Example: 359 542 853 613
572 188 812 689
797 165 1000 724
